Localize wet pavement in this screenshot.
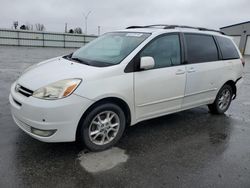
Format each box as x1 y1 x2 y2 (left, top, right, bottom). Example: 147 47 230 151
0 46 250 188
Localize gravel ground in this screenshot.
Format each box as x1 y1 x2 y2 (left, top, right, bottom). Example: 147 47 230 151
0 46 250 188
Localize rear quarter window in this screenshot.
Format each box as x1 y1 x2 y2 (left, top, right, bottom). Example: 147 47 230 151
216 36 240 60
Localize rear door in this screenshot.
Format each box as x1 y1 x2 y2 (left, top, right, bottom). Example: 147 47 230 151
182 33 224 108
134 34 186 121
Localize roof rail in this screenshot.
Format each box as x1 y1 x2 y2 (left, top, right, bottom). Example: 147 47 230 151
126 25 169 29
126 26 148 29
126 25 225 35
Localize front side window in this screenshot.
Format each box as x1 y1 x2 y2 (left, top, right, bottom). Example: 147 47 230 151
140 34 181 68
185 34 219 63
216 36 240 60
72 32 150 66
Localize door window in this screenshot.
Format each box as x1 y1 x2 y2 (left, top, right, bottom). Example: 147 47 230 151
185 34 219 63
140 34 181 68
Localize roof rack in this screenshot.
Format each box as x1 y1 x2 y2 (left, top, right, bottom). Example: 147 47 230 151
126 25 225 35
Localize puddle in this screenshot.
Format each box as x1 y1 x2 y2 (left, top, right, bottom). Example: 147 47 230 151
78 147 129 173
209 132 227 144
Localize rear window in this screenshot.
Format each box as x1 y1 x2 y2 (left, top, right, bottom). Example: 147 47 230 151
185 34 219 63
216 36 240 60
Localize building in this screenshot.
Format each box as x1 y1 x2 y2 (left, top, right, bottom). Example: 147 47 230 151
220 21 250 55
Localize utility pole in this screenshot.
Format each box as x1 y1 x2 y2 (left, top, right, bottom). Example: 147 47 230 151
98 26 101 35
65 23 67 33
83 11 91 34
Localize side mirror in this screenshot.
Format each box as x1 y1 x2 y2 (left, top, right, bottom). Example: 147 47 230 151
140 56 155 70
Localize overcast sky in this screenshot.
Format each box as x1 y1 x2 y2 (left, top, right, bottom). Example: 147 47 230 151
0 0 249 35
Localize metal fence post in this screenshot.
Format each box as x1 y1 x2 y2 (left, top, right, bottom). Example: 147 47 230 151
63 34 66 48
17 30 20 46
42 33 45 47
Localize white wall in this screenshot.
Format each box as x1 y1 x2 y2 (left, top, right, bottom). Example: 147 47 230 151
245 36 250 55
232 36 241 48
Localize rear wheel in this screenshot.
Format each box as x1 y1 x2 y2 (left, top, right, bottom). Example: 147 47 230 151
78 103 126 151
208 84 233 114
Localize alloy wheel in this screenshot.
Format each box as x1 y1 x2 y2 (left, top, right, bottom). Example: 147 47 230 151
88 111 120 145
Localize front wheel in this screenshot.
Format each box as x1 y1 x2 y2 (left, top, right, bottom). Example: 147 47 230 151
78 103 126 151
208 84 233 114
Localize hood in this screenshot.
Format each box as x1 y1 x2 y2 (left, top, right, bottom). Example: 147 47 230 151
17 57 100 91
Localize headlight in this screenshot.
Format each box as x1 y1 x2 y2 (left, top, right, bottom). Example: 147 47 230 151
32 79 81 100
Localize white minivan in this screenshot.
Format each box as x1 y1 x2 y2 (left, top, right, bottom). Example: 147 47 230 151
10 25 244 151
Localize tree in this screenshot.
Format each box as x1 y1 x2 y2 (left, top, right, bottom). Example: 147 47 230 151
69 29 74 33
20 25 27 30
13 21 18 29
35 23 45 31
74 27 82 34
20 23 33 30
25 23 33 30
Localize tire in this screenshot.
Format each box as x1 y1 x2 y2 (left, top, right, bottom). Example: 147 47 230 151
78 103 126 151
208 84 233 114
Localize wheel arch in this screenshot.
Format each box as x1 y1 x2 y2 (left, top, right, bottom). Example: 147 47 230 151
76 97 131 141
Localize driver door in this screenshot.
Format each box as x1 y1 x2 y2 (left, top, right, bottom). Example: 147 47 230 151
134 34 186 121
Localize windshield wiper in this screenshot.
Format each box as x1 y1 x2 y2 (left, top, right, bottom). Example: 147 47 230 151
63 54 114 67
69 56 90 65
70 57 89 65
63 53 72 60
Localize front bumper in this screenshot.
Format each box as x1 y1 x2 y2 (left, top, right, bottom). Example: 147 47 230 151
9 82 93 142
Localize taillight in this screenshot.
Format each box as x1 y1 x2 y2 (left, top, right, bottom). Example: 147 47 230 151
241 58 245 67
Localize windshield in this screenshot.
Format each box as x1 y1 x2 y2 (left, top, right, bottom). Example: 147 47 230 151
71 32 150 66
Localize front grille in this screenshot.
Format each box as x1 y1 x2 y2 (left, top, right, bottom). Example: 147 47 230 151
15 84 33 97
